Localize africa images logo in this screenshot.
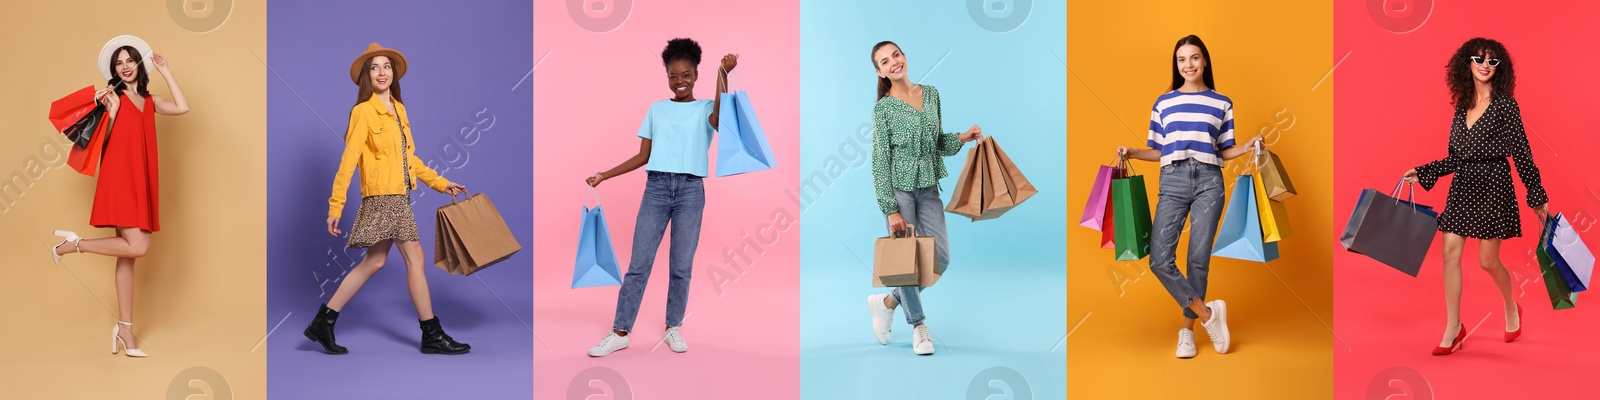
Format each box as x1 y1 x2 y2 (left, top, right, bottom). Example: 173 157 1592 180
967 0 1033 33
1366 0 1433 34
568 0 633 33
166 0 233 33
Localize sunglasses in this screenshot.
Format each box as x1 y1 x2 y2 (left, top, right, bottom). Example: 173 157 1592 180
1469 56 1501 67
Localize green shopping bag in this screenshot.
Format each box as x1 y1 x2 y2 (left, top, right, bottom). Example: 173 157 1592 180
1538 216 1578 310
1111 157 1151 261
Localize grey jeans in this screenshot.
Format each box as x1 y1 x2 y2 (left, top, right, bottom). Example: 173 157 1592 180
1148 159 1226 319
886 185 950 325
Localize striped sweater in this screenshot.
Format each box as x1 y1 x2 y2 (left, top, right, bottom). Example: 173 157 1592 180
1146 89 1235 166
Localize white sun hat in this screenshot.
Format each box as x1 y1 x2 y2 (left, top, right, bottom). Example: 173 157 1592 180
98 35 153 81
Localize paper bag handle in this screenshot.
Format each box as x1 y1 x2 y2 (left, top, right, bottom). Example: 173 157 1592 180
885 220 917 238
585 186 601 209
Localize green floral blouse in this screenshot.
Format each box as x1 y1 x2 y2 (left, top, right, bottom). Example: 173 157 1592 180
871 85 966 215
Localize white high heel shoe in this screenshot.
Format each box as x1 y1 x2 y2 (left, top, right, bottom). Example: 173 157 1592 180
50 230 81 265
111 321 147 358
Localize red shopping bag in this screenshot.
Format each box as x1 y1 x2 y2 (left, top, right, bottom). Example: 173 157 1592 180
1098 163 1123 249
66 114 113 176
48 86 114 176
49 86 98 135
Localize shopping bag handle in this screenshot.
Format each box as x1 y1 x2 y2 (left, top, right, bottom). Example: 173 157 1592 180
718 65 741 93
1251 143 1263 175
1107 153 1126 179
1537 210 1557 224
448 188 471 204
585 186 601 209
1388 177 1423 212
884 220 917 238
1116 152 1136 176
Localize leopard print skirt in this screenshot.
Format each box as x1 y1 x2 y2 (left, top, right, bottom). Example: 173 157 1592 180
347 195 420 248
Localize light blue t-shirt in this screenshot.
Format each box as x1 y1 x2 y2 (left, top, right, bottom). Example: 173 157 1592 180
637 99 715 177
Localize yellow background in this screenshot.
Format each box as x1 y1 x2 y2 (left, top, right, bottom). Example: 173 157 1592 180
0 1 265 398
1067 1 1334 397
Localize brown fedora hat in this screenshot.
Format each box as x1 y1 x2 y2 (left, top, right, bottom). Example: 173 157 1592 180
349 42 407 84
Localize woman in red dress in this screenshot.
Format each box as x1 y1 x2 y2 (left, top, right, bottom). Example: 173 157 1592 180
48 35 188 358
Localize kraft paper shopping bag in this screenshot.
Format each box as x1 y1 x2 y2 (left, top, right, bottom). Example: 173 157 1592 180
1258 149 1296 201
873 225 924 287
434 193 522 276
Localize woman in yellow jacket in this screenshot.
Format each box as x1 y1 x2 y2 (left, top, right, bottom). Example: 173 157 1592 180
301 43 470 355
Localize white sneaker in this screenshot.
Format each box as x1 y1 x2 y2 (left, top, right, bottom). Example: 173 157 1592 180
868 294 895 345
1175 328 1197 359
664 326 688 353
1200 300 1231 354
912 324 935 355
587 332 629 357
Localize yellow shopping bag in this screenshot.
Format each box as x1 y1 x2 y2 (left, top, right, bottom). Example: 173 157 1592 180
1252 149 1292 242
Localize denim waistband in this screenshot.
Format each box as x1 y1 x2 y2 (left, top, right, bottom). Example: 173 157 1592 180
647 171 703 181
1165 158 1220 170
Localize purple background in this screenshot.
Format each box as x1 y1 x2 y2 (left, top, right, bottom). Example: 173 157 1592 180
266 1 531 398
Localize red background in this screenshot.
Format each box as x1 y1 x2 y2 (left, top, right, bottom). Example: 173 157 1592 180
1335 1 1600 398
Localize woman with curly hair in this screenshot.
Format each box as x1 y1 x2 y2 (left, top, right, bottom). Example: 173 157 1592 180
1403 37 1548 355
585 38 738 357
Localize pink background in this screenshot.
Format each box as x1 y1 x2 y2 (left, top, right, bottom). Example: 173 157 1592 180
533 1 799 398
1335 1 1600 398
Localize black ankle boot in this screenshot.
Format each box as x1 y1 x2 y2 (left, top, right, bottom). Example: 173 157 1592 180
303 304 348 355
419 316 471 355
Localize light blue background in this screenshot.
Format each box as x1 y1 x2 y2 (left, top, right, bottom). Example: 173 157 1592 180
799 1 1065 398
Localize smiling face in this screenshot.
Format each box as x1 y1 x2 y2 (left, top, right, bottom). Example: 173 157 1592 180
368 55 394 94
1470 50 1497 83
114 49 140 84
873 44 907 81
666 59 698 101
1175 44 1206 86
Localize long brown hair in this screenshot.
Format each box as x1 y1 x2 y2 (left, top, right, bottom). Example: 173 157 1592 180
106 46 151 97
1169 35 1215 91
354 56 402 107
871 41 899 100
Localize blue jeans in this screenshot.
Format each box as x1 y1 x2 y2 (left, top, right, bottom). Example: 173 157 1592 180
1148 159 1226 319
887 185 950 325
612 171 706 332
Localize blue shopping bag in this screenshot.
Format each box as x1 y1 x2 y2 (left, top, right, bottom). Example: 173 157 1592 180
1213 174 1279 262
1547 213 1593 292
714 90 776 177
572 188 622 288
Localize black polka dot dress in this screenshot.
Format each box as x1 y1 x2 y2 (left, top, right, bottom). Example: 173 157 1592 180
1415 95 1548 240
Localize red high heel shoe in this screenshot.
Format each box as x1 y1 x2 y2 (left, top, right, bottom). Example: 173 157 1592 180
1505 303 1522 343
1432 324 1465 355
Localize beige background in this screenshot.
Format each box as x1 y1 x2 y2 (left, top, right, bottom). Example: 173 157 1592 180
0 1 265 398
